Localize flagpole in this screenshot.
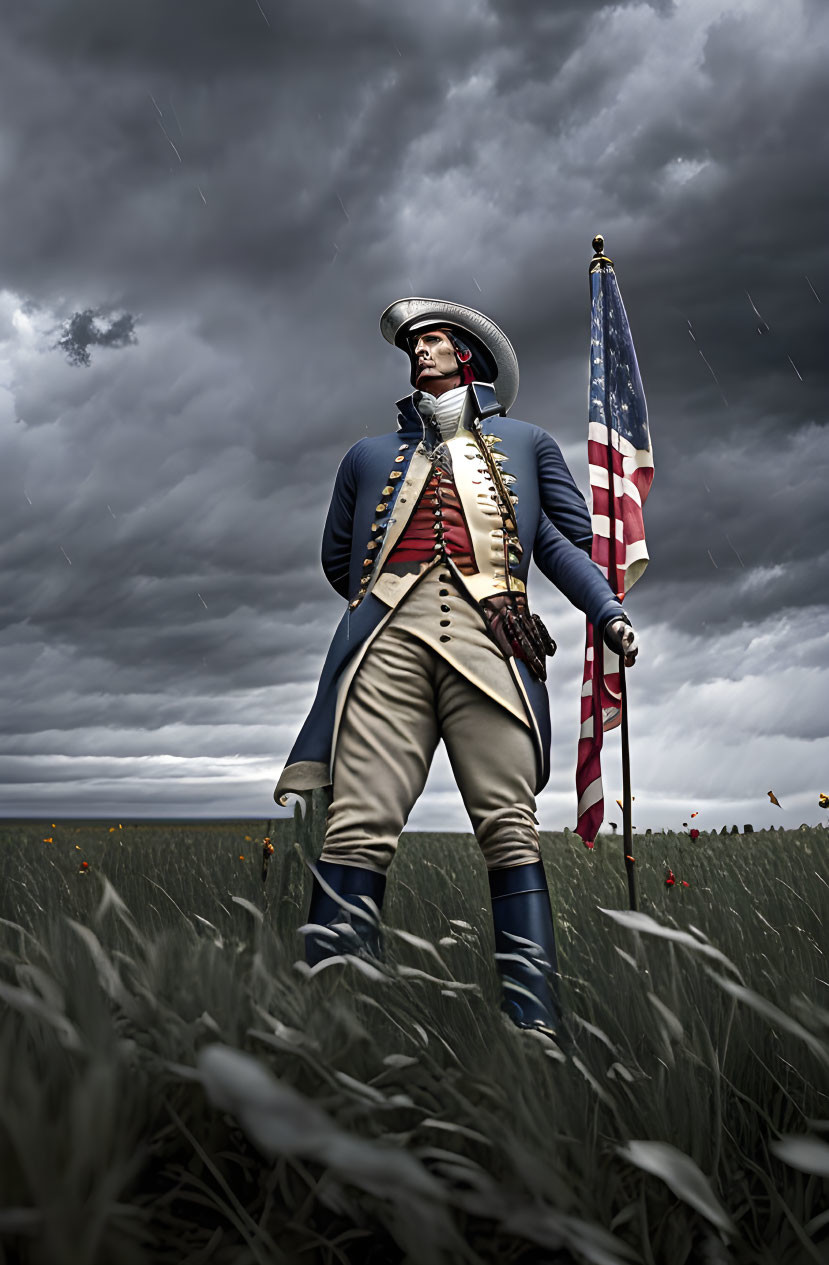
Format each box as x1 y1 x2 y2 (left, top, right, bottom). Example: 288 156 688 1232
591 235 638 912
619 664 637 910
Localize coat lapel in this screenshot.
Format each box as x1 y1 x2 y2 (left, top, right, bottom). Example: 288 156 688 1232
367 445 434 578
445 430 505 580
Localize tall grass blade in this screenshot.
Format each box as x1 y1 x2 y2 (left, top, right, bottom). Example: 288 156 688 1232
598 908 743 977
770 1135 829 1176
0 980 83 1052
706 972 829 1068
618 1140 735 1236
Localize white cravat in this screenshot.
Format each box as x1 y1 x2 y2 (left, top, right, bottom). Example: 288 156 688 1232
415 385 474 445
433 385 470 440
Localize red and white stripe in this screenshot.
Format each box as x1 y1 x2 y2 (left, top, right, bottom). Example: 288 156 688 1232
575 424 653 847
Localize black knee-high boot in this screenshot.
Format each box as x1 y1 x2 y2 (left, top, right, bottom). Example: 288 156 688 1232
302 859 387 966
488 860 562 1034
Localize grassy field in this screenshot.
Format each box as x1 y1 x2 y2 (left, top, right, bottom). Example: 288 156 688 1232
0 806 827 1265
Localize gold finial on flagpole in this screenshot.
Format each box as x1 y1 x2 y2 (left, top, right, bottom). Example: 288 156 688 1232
589 233 613 272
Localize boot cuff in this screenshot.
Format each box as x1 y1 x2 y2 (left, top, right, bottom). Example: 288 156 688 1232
315 859 387 901
488 860 549 901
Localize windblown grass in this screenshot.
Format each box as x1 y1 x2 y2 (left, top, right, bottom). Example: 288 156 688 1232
0 807 827 1264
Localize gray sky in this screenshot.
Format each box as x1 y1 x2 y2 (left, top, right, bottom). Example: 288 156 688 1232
1 0 827 834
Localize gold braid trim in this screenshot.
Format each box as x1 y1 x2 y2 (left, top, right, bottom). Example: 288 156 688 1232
469 420 523 591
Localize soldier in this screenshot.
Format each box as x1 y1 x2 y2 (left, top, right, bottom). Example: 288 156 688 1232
275 298 638 1039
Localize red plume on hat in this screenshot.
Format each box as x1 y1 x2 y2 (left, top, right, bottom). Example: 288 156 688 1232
441 328 477 385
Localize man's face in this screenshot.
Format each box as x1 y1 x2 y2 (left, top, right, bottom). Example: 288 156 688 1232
411 329 458 386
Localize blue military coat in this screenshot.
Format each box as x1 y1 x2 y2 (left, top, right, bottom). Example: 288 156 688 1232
275 384 625 801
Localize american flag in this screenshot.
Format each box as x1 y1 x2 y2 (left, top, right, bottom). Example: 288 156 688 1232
575 252 653 848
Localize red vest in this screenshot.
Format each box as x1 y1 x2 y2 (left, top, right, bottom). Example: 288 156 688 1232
386 467 476 574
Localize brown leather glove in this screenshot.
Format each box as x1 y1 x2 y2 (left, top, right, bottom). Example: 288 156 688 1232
480 591 556 682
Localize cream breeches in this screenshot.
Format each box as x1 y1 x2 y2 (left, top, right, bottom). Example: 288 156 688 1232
320 616 541 874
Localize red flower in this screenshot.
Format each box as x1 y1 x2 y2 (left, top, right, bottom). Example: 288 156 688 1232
689 828 699 840
79 861 89 871
665 868 676 887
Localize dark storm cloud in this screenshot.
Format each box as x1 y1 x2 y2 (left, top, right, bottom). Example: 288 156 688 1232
0 0 679 303
56 309 137 366
0 0 827 824
1 1 493 300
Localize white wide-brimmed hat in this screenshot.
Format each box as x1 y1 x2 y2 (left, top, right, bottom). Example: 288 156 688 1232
379 296 519 411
